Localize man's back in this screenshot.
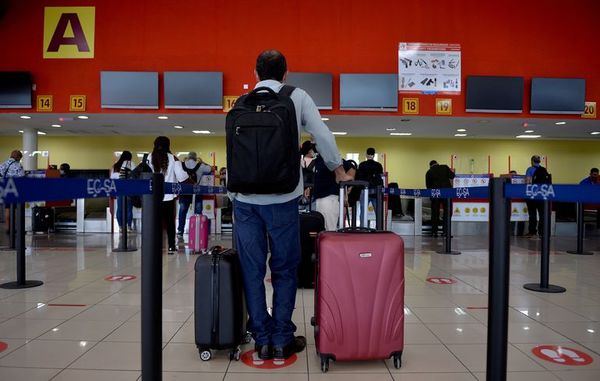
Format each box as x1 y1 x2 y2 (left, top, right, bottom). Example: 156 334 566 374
357 159 383 186
426 164 454 188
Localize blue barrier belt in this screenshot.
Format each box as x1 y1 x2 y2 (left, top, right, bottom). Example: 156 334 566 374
0 178 152 204
164 182 227 196
505 184 600 203
386 186 489 199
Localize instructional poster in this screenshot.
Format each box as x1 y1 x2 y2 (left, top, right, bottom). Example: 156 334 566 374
398 42 461 94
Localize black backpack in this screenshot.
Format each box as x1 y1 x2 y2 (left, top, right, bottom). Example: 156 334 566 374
182 162 202 183
226 85 299 194
130 154 153 208
532 166 552 184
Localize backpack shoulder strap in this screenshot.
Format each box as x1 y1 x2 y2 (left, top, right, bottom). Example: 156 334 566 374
193 163 201 172
142 153 149 164
279 85 296 98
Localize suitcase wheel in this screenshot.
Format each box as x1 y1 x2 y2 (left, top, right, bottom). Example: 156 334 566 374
320 355 330 373
229 347 241 361
393 352 402 369
199 349 212 361
310 316 316 326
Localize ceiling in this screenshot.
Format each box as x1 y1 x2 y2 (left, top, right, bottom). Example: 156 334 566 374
0 113 599 140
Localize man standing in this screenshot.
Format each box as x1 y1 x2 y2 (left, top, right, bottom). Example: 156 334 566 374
357 147 384 206
177 152 212 237
229 50 351 361
425 160 455 237
525 155 551 238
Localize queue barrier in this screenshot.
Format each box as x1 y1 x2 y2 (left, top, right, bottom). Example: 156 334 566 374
2 177 598 381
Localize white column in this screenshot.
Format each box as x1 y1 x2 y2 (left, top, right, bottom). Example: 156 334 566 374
22 128 38 171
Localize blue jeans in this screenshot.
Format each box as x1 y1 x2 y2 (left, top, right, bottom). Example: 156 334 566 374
234 197 300 346
177 197 202 234
116 196 133 228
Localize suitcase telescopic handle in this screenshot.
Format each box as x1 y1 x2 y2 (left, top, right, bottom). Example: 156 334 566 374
338 181 369 229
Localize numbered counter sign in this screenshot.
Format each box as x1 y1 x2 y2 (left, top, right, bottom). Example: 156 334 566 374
37 95 53 112
70 95 86 112
436 98 452 115
582 101 596 119
223 96 239 112
402 98 419 115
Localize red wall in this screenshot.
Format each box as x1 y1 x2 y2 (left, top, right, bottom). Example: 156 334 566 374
1 0 599 118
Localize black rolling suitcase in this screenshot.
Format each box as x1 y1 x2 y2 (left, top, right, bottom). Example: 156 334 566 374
32 206 54 233
194 247 248 361
298 210 325 288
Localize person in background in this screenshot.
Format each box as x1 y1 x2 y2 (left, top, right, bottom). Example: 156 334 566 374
525 155 551 238
177 151 212 237
300 140 317 210
0 150 24 179
313 147 356 230
580 168 599 184
509 170 518 175
425 160 455 237
0 150 24 233
219 167 227 187
147 137 189 254
356 147 384 212
59 163 71 177
111 151 136 232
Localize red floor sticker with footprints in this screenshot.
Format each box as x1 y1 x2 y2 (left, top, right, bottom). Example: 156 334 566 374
105 275 137 281
531 345 593 366
0 341 7 353
426 277 456 284
241 350 297 369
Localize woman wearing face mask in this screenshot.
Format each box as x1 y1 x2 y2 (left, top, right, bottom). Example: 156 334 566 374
146 136 189 254
111 151 135 232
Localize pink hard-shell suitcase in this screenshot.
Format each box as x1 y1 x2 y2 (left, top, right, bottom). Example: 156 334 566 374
189 214 209 253
313 181 404 372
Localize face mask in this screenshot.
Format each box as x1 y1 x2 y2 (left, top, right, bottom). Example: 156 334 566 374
59 170 65 175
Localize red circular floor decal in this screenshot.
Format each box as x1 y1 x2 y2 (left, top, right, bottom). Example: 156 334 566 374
426 277 456 284
105 275 137 282
0 341 7 353
531 345 593 366
241 350 297 369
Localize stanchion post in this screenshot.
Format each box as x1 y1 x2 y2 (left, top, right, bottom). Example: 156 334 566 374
567 202 593 255
9 203 16 249
524 200 566 293
487 177 510 381
437 197 460 255
141 173 164 381
0 203 44 289
376 185 383 230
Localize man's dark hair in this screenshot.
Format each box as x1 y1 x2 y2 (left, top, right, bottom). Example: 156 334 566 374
591 168 599 174
366 147 376 156
256 50 287 81
429 160 438 167
531 155 541 164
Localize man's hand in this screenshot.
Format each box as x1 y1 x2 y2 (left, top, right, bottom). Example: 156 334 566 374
334 165 353 183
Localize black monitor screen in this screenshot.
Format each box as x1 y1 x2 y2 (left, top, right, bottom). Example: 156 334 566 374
466 76 523 113
285 72 332 110
101 71 159 109
0 72 32 109
340 74 398 111
164 72 223 109
531 78 585 114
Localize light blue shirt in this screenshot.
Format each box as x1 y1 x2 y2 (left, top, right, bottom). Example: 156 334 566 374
232 79 342 205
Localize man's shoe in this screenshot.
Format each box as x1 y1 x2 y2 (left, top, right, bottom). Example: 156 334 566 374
168 247 177 255
273 336 306 360
255 344 272 360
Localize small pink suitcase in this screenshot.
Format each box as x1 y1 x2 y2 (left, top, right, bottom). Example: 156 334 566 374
189 214 209 253
313 182 405 372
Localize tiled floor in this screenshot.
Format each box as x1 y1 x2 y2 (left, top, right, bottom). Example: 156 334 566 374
1 231 599 380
